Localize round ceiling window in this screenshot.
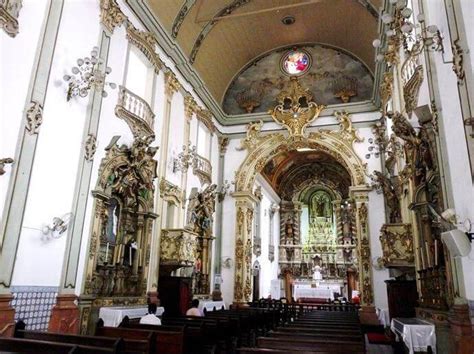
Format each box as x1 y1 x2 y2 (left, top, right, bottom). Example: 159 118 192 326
281 49 311 76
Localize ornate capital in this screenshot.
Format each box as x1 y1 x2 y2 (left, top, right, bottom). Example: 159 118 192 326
99 0 126 34
218 136 229 155
126 24 162 73
164 71 181 98
25 101 43 135
184 95 198 119
0 0 22 37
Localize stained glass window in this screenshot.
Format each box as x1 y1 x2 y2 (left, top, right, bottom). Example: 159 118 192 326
281 50 311 76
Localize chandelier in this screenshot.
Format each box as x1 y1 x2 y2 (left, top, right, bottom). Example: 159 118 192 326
172 143 197 173
63 47 116 101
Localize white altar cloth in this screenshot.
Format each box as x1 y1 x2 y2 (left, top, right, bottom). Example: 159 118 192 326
198 300 226 312
391 318 436 354
376 308 390 327
294 287 334 300
99 306 164 327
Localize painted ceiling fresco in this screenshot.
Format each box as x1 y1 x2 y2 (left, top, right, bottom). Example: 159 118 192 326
222 45 374 115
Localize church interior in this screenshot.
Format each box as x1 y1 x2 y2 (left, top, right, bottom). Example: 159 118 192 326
1 0 473 353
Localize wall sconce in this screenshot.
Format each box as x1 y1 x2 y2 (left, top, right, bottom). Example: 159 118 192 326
172 143 197 173
63 46 116 101
41 213 74 241
217 180 231 202
372 1 443 63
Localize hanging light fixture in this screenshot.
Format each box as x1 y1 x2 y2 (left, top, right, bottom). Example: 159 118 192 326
63 46 116 101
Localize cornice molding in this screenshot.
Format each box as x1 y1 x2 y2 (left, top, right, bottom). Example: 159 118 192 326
125 0 383 127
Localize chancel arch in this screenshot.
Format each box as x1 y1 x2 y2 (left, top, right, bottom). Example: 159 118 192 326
232 108 375 311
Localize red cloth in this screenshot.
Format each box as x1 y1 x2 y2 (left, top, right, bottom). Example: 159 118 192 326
367 332 391 344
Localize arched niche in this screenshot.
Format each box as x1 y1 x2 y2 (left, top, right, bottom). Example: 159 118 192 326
80 135 158 330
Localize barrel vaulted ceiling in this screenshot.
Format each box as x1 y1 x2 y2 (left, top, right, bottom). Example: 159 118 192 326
147 0 381 117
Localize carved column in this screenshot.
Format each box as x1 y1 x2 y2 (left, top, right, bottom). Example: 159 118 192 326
0 0 64 337
350 186 378 324
232 192 257 305
147 70 180 302
179 96 197 225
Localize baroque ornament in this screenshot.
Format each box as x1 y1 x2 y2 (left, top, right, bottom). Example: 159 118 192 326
25 101 43 135
99 0 126 34
126 24 162 74
451 39 465 82
0 0 22 37
379 223 414 266
0 158 14 176
270 77 325 137
84 134 97 161
164 70 181 98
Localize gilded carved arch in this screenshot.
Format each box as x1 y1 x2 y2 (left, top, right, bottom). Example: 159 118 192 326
232 112 374 305
234 131 367 193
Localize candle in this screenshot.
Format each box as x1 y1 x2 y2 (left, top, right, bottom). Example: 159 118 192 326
425 241 431 268
434 240 438 266
420 247 426 269
105 242 109 262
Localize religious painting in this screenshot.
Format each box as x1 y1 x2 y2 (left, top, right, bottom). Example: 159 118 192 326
281 49 311 76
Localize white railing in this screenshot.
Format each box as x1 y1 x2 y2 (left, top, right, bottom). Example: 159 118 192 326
193 154 212 185
401 52 422 86
117 86 155 130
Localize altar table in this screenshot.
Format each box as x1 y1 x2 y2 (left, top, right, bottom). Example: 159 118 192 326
294 287 334 301
390 317 436 354
198 300 226 312
99 305 164 327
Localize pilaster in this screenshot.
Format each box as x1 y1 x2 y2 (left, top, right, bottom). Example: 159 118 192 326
350 186 378 324
148 69 181 293
232 191 258 304
0 0 64 336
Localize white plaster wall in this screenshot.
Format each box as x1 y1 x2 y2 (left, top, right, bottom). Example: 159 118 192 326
12 0 101 286
165 93 184 186
254 180 280 298
0 0 49 222
423 0 474 300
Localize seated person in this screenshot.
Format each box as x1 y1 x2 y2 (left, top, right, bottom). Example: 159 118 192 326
139 303 161 325
186 299 202 317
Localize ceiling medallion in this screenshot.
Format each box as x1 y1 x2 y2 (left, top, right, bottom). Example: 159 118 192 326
270 77 325 137
280 49 312 76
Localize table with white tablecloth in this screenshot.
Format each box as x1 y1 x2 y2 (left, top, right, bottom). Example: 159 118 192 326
198 300 226 312
99 306 165 327
376 308 390 327
390 318 436 354
293 287 334 301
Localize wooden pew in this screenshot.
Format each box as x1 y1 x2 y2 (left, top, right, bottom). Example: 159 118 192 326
95 322 154 354
160 316 220 353
0 337 114 353
256 337 365 353
119 322 185 354
238 348 362 354
15 327 124 354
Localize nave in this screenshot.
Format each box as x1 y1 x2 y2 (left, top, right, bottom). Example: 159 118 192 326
0 301 375 354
